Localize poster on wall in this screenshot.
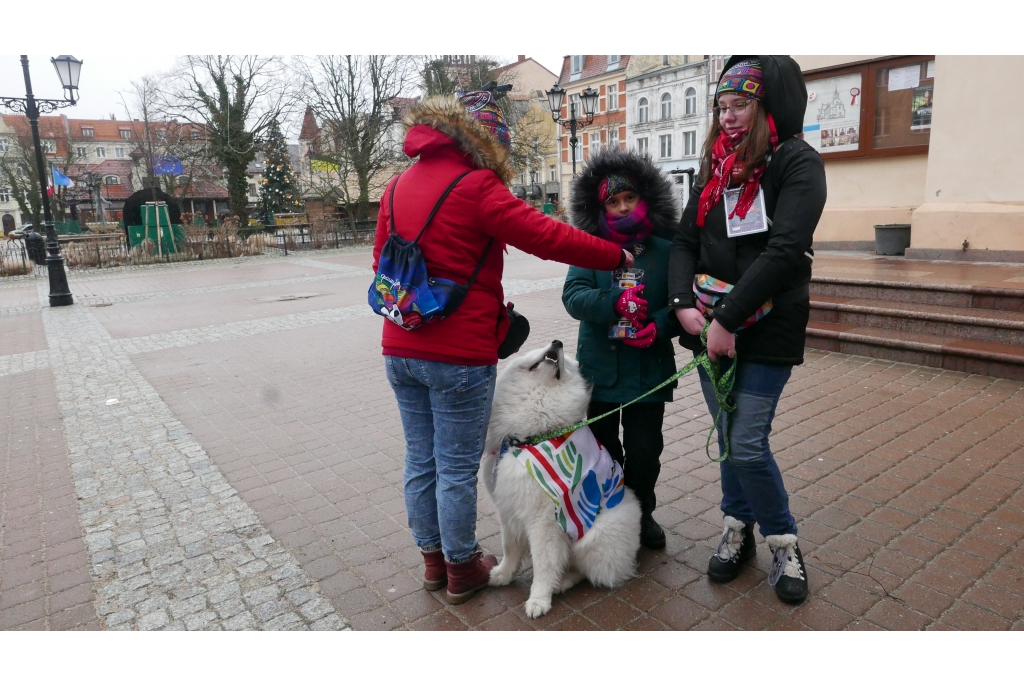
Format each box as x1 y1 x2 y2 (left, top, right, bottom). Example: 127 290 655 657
803 73 862 154
911 85 933 130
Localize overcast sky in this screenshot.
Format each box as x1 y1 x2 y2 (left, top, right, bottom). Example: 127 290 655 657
0 54 565 141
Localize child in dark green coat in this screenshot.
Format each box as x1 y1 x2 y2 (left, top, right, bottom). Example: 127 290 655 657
562 148 682 549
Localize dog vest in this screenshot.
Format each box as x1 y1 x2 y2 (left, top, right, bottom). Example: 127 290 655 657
506 426 625 542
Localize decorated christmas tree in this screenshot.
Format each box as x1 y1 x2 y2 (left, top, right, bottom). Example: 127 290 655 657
259 118 301 217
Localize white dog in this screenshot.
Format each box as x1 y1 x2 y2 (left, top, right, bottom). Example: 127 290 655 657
481 340 641 618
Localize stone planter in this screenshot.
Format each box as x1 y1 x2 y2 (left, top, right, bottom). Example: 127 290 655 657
874 224 912 256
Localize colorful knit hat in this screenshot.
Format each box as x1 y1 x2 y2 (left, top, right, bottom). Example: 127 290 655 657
458 90 511 149
717 59 765 101
598 174 639 203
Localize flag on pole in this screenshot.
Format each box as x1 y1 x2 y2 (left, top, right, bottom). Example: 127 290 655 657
153 156 184 175
52 167 75 188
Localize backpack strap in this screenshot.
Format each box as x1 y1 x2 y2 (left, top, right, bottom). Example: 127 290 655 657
413 169 473 243
464 237 495 290
389 168 491 288
387 173 402 236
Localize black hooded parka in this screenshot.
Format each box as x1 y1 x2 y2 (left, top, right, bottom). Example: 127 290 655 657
668 55 827 366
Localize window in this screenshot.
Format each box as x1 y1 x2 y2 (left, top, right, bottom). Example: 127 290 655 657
549 165 556 182
104 175 119 185
41 140 56 153
190 130 201 140
115 147 125 158
0 138 8 153
570 139 582 162
802 55 935 159
96 147 106 158
569 93 583 117
637 98 649 124
81 127 94 137
589 132 601 157
663 55 670 66
532 137 539 154
608 55 620 70
659 134 672 159
608 129 619 151
683 130 697 156
607 84 618 111
76 146 86 157
571 55 584 74
685 87 698 115
119 129 132 140
248 183 257 196
529 170 539 184
660 93 672 119
637 137 649 156
519 171 526 185
157 129 167 141
0 188 10 203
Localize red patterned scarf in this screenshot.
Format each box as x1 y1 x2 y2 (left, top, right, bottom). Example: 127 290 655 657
697 114 779 228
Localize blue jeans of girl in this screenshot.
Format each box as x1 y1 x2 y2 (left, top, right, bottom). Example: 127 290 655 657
385 356 496 564
698 360 797 537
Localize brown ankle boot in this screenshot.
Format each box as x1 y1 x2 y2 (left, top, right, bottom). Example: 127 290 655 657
421 549 447 591
445 551 497 604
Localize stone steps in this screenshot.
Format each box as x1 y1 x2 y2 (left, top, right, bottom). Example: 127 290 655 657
806 278 1024 381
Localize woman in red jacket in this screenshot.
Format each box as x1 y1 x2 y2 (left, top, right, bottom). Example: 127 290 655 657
374 91 632 605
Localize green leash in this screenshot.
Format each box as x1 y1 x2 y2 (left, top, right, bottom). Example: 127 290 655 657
512 324 737 463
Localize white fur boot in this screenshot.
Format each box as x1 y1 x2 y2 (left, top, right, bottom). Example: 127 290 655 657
765 533 808 604
707 515 755 584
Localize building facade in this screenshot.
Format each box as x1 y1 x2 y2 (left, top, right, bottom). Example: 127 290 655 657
554 55 631 207
625 55 709 204
792 55 1024 259
0 113 229 227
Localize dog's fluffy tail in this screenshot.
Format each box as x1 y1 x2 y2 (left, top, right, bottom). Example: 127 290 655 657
480 433 505 495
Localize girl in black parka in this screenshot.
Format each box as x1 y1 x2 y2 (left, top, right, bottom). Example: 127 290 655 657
669 56 826 604
563 148 682 550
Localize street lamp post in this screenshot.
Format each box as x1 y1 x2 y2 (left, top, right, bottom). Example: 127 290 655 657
1 55 83 307
545 84 599 175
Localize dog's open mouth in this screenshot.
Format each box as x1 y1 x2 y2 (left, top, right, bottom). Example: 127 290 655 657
530 340 563 380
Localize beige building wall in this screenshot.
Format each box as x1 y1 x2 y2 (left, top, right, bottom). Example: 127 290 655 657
793 55 1024 256
913 55 1024 253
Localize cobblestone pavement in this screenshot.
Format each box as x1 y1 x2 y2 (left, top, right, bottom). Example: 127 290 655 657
2 246 1024 630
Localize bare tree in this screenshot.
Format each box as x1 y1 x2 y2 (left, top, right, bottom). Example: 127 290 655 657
158 55 292 225
119 76 215 208
0 117 81 226
293 55 416 224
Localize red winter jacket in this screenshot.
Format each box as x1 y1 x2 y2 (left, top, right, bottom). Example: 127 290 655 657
373 101 622 366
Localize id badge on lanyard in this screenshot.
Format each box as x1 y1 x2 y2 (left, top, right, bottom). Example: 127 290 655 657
724 187 769 239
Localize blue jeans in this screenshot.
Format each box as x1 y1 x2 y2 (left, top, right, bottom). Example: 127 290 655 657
698 360 797 537
385 356 496 564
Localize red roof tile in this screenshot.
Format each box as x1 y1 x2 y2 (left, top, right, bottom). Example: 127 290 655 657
557 56 630 85
299 106 319 141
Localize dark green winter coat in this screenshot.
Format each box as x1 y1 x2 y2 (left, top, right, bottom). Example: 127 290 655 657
563 235 681 404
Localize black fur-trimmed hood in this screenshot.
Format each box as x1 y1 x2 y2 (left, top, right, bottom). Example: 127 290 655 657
568 148 681 240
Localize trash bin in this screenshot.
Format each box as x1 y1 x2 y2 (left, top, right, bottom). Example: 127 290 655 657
874 224 912 256
25 230 47 265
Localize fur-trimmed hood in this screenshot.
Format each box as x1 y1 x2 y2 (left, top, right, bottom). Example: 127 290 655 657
403 95 515 186
568 148 681 240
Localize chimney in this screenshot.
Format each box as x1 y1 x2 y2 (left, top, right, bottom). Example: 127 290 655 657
518 55 526 63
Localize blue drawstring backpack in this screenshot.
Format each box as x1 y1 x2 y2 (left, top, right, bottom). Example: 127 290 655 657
368 170 493 330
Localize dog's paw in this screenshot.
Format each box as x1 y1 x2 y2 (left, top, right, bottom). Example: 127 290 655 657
489 564 513 586
524 597 552 618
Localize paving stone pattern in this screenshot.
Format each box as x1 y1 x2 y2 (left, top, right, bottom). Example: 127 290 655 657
2 246 1024 630
31 281 347 630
